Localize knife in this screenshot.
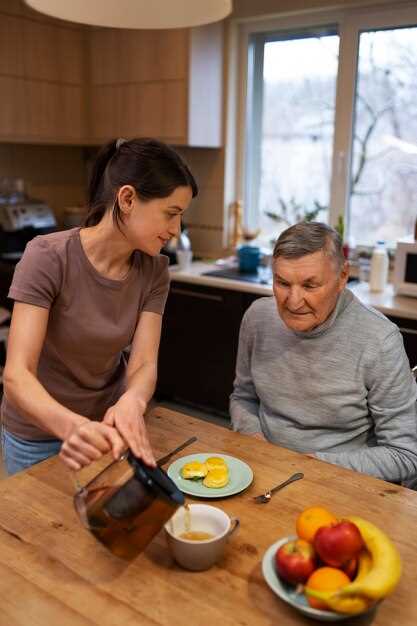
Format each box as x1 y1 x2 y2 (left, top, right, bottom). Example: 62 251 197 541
156 436 197 467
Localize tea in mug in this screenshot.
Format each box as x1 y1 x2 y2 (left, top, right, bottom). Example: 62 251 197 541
179 530 215 541
178 504 215 540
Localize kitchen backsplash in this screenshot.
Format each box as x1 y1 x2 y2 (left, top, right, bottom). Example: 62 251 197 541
0 143 87 226
0 143 226 258
177 146 225 258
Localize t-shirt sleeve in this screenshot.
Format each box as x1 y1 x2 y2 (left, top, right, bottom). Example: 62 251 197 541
8 237 62 309
142 254 170 315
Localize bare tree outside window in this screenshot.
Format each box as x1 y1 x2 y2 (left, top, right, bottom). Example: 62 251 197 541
349 27 417 246
253 33 339 245
249 24 417 248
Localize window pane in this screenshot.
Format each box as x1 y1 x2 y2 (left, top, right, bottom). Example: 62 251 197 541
248 33 339 243
349 27 417 246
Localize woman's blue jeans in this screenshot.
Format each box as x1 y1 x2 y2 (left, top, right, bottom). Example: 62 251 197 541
1 426 61 476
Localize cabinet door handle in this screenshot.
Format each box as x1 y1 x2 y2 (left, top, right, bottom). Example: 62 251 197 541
399 327 417 336
170 287 223 302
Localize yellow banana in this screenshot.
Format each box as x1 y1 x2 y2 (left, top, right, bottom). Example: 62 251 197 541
305 517 401 614
305 551 373 615
305 587 370 614
355 549 373 581
340 516 402 600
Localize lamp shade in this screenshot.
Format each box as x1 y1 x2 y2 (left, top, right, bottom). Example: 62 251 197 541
24 0 233 29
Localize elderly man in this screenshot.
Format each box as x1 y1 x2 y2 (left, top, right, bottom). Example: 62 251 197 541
230 222 417 484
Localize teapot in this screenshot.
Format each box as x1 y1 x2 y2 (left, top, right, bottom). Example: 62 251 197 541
74 452 185 560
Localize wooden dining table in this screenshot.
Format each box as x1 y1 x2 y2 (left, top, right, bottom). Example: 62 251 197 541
1 405 417 626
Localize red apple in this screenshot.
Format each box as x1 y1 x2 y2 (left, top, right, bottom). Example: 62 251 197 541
314 521 364 567
275 538 316 585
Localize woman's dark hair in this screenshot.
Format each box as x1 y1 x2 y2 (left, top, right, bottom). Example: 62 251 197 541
84 137 198 227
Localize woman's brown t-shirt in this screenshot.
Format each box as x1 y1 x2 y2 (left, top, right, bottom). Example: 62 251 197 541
1 227 170 440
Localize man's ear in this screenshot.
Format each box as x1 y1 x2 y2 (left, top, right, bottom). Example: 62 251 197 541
339 260 349 289
117 185 136 214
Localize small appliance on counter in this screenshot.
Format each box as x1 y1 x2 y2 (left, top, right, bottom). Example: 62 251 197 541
161 224 192 265
393 239 417 297
0 178 57 263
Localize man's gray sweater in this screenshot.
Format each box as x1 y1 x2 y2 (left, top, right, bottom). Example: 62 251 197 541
230 289 417 483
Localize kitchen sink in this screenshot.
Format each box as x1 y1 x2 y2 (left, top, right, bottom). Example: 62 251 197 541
202 267 359 287
202 267 273 285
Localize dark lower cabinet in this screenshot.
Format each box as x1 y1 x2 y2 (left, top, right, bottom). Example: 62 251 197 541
156 282 262 416
388 315 417 368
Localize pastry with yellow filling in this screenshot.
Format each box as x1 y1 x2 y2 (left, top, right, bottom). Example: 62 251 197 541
205 456 227 471
203 467 229 488
180 461 208 480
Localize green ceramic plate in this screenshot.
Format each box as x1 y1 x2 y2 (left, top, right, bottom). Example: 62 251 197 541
167 453 253 498
262 536 376 622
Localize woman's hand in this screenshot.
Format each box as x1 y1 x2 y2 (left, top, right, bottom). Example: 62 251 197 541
103 392 156 467
59 420 125 471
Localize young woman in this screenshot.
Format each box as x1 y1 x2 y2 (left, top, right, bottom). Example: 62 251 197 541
0 138 197 475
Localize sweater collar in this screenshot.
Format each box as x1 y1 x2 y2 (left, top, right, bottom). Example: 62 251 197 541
290 288 354 338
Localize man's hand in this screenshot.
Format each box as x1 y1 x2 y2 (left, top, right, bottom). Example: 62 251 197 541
60 420 125 471
251 432 267 442
103 391 156 467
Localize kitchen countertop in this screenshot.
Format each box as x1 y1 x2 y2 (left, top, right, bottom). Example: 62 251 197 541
1 405 417 625
169 262 417 321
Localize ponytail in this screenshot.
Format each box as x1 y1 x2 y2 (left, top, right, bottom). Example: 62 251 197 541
85 140 118 226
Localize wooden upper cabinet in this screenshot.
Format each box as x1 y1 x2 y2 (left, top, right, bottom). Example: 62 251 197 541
89 23 223 147
0 4 222 147
0 6 87 144
23 20 85 85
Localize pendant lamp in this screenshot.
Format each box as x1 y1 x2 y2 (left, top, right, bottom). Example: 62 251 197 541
24 0 233 29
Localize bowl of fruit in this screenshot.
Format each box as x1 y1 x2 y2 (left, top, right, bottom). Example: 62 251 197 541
261 506 402 621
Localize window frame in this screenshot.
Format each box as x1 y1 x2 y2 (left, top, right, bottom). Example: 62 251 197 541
225 2 417 244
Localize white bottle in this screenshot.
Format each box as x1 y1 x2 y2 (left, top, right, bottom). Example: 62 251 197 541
369 241 389 293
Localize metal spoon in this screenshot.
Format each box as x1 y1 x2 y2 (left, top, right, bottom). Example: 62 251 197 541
253 472 304 504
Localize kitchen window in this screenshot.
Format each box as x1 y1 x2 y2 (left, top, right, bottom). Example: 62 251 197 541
229 4 417 249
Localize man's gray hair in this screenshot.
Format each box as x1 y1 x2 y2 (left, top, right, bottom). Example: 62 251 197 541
273 222 345 271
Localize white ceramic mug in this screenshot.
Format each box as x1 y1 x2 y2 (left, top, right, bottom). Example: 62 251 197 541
176 249 193 271
164 504 239 571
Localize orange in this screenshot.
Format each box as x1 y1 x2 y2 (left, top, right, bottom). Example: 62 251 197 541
295 506 337 543
306 567 350 610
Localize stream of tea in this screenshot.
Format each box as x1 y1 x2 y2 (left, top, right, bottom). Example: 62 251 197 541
178 504 215 541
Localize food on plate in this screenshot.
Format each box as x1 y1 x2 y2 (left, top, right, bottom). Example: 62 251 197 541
295 505 337 543
305 567 351 610
203 467 229 488
180 456 230 488
314 520 364 567
275 538 316 585
205 456 227 471
180 461 208 480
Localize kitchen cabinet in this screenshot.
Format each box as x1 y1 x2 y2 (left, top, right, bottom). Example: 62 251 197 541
0 5 87 143
387 315 417 367
89 23 223 147
0 2 223 146
156 282 260 416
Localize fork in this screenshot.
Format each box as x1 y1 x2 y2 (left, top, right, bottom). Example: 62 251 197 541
253 472 304 503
